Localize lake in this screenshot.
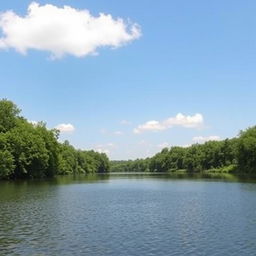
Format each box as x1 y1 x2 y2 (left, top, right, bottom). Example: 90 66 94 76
1 173 256 256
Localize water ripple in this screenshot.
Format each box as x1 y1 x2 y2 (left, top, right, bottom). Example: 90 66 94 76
0 177 256 255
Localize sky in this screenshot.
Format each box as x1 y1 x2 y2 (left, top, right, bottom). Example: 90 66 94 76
0 0 256 160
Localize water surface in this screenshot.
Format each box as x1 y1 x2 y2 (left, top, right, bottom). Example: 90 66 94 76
1 173 256 256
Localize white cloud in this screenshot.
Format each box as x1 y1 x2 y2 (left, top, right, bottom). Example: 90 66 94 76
28 120 38 126
55 123 75 133
95 148 110 155
0 2 141 58
180 144 192 148
94 142 116 156
157 142 170 149
192 135 221 144
107 143 115 148
134 120 164 134
134 113 204 134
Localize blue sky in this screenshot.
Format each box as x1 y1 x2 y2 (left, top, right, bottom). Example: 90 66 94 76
0 0 256 160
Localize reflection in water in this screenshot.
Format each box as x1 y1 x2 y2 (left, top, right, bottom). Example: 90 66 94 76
0 173 256 255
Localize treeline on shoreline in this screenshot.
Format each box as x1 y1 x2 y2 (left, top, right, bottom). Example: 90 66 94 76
111 127 256 174
0 99 110 179
1 99 256 179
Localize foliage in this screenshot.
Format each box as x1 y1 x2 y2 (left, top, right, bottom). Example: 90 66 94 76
0 99 20 132
111 129 256 174
237 126 256 173
1 99 256 178
0 99 110 179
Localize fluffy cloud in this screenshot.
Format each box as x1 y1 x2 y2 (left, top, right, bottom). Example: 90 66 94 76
181 144 192 148
94 143 116 156
134 113 204 134
55 123 75 133
95 148 110 155
157 142 170 149
28 120 39 126
0 2 141 58
192 135 221 143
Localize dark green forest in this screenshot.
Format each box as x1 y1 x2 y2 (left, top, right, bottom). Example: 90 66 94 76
0 99 110 179
111 127 256 174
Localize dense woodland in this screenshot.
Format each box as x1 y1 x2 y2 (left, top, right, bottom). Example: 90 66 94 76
111 127 256 174
1 99 256 179
0 99 110 179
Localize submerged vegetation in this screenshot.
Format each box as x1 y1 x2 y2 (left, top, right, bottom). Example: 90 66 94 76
0 99 110 179
111 127 256 175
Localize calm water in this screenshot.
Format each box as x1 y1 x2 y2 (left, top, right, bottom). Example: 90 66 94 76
1 173 256 256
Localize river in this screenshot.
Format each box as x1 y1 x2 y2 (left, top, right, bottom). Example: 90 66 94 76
0 173 256 255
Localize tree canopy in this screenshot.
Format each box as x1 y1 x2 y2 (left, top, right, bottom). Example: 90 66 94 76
1 99 256 179
0 99 110 179
111 128 256 175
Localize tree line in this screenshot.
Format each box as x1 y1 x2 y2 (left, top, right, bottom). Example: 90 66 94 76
1 99 255 178
111 127 256 174
0 99 110 179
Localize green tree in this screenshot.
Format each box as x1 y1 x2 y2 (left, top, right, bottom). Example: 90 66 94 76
237 126 256 173
0 150 15 178
6 121 49 178
0 99 21 133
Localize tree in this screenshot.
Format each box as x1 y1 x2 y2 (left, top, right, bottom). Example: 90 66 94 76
0 99 110 179
237 126 256 173
0 99 20 132
6 121 49 178
0 150 15 178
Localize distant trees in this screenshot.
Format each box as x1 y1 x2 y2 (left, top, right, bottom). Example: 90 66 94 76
58 141 110 175
1 99 256 178
0 99 110 179
110 159 150 173
111 128 256 174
